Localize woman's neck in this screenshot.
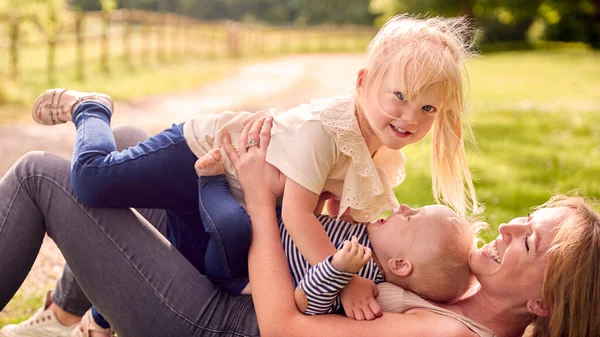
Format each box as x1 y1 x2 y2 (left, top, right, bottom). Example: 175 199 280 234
443 286 533 337
355 105 383 156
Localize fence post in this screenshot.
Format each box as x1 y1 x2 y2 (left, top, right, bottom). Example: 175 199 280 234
9 15 21 80
158 13 167 62
226 21 241 59
101 11 110 74
74 12 85 82
122 9 132 69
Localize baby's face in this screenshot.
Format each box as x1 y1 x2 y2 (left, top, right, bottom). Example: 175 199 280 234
368 204 460 257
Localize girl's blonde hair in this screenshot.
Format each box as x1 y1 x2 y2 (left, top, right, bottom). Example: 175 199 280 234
528 195 600 337
359 14 479 216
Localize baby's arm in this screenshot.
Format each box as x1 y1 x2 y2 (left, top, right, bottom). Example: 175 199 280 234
295 237 372 315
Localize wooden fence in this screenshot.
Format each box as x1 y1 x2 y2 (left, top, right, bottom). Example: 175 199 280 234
0 9 376 85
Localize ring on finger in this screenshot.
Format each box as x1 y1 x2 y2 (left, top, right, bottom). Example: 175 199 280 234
245 140 260 150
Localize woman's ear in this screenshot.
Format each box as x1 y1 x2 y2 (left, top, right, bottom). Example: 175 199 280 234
388 257 412 278
527 299 550 317
356 68 367 92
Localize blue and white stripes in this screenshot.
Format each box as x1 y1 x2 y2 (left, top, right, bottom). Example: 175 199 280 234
296 256 354 314
278 214 384 314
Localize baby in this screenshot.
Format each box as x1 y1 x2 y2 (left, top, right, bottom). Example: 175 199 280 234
197 149 475 315
293 202 474 314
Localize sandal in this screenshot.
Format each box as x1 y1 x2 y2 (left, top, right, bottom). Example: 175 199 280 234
32 89 113 125
70 308 114 337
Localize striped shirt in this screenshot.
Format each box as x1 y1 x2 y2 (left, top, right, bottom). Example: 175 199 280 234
279 214 384 315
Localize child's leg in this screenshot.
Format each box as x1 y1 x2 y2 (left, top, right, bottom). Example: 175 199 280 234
70 101 199 210
197 152 251 294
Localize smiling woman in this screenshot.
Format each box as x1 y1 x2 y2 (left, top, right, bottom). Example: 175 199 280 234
528 196 600 337
453 195 600 337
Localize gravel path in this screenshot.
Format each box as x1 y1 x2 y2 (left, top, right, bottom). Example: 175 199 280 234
0 54 365 317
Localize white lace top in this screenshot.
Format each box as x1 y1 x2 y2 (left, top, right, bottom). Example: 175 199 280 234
183 93 405 222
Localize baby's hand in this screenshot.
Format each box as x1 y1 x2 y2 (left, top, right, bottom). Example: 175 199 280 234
331 236 371 273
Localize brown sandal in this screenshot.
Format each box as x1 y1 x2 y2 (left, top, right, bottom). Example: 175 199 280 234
32 89 113 125
70 308 114 337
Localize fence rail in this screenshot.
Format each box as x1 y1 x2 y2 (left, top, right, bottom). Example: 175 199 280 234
0 9 376 85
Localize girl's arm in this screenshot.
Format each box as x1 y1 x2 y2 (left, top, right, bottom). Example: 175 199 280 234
283 175 383 321
281 180 337 264
224 118 475 337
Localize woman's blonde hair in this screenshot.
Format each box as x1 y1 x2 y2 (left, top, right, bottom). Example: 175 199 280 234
359 14 479 216
528 195 600 337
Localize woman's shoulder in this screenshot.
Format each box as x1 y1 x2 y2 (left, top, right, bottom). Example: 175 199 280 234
377 283 493 337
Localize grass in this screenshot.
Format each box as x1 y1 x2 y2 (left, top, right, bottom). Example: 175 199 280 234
0 294 45 327
1 48 599 327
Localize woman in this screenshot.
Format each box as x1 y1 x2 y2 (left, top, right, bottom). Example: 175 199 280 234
0 118 598 336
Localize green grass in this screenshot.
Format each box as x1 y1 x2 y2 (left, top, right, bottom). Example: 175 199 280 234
0 293 44 327
394 49 600 243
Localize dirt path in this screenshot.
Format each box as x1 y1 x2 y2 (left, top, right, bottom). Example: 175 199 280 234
0 54 365 315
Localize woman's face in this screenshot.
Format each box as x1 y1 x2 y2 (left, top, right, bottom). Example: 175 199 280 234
469 207 569 298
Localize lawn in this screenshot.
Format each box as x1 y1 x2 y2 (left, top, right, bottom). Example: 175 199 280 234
1 48 599 327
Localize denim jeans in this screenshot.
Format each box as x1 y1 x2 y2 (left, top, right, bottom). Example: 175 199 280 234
69 101 208 273
0 151 260 336
199 175 252 294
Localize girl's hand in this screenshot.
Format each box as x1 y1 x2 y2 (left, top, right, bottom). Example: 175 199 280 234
222 116 284 210
339 275 382 321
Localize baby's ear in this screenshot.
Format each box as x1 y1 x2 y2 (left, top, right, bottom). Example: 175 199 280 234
388 257 412 278
356 68 367 92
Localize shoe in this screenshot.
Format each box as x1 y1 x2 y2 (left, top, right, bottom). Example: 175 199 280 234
70 309 112 337
31 89 113 125
0 291 78 337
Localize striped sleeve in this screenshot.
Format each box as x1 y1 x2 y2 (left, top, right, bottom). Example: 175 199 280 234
296 255 354 315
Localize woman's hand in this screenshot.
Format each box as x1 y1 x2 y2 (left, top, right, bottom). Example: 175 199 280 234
222 116 284 211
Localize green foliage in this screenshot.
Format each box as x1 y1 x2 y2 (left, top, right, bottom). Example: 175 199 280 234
68 0 374 24
369 0 599 46
540 0 599 47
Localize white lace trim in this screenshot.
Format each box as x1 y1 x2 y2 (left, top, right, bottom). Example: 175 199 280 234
314 95 404 222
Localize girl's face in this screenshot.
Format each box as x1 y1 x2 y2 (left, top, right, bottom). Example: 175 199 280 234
356 68 443 151
469 207 567 299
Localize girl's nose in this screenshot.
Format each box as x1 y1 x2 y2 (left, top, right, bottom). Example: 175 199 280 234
400 106 419 125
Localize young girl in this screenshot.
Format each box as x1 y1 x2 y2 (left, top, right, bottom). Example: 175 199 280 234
31 14 478 331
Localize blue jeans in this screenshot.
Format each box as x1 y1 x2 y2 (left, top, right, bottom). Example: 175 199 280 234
70 101 207 271
199 175 252 294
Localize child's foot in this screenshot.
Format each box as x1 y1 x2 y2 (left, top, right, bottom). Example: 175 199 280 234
194 148 225 177
331 236 372 273
32 89 113 125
